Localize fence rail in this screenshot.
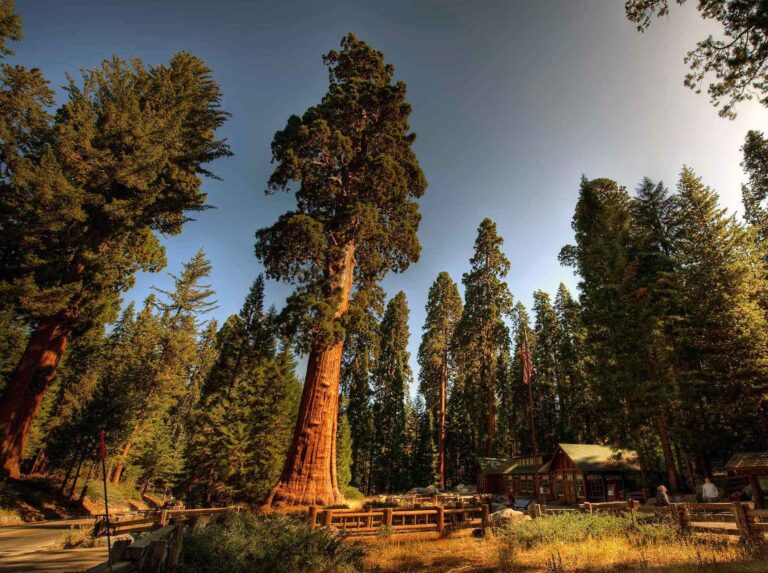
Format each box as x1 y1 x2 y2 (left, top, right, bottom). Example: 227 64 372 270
527 500 767 541
307 503 491 539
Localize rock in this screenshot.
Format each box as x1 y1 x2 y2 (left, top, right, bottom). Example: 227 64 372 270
489 508 530 528
491 503 509 513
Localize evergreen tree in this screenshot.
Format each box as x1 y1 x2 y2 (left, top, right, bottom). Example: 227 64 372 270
670 167 768 457
341 285 383 494
372 291 411 493
0 18 231 475
454 219 513 456
417 271 462 488
409 396 436 488
256 34 426 506
508 302 536 455
552 283 592 442
531 291 561 454
742 130 768 244
336 408 353 495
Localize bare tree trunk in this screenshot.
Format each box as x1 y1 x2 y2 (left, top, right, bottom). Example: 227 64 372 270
265 244 355 507
78 461 97 502
655 415 679 493
439 348 447 489
111 442 132 485
59 452 79 495
0 309 76 477
68 451 86 498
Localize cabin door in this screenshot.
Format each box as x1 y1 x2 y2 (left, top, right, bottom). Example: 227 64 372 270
564 479 576 505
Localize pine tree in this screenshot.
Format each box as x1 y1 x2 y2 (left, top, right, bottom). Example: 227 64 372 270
531 291 561 453
410 395 437 488
742 130 768 244
341 285 383 494
417 272 462 488
670 167 768 456
0 22 231 475
552 283 591 442
336 408 353 495
256 34 426 506
454 219 513 456
372 292 411 493
507 302 536 455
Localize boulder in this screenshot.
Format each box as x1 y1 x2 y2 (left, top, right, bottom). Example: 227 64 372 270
489 508 530 528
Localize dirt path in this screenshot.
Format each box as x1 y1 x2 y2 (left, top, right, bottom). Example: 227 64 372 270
0 519 107 573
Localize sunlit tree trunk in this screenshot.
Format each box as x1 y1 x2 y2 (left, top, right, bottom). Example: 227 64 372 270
266 244 355 506
656 415 679 493
0 309 76 477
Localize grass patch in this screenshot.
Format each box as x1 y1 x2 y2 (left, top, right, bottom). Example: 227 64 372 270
343 486 365 501
84 480 142 504
0 506 22 525
181 512 366 573
55 527 96 549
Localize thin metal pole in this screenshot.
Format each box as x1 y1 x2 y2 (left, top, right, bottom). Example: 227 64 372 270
100 431 113 573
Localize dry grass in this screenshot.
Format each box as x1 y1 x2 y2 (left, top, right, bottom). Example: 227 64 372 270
364 533 768 572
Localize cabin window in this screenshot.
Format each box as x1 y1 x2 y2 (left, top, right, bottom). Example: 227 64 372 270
575 476 585 498
587 475 605 499
541 476 550 495
520 476 534 496
556 474 564 496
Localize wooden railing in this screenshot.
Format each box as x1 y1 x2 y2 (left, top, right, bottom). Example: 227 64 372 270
307 503 491 539
527 501 768 541
87 507 240 573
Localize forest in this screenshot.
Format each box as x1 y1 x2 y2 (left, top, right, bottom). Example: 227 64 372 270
0 0 767 516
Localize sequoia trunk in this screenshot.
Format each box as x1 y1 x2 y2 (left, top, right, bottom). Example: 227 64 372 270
0 309 76 477
266 244 355 506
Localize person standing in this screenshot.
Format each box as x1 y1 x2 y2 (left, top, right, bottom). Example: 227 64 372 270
656 485 670 506
702 477 719 502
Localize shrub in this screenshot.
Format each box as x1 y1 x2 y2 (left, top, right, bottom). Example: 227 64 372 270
342 486 365 501
56 527 95 549
181 512 366 573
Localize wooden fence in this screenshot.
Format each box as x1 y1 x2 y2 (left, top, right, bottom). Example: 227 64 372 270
87 507 239 573
528 500 768 541
307 503 491 539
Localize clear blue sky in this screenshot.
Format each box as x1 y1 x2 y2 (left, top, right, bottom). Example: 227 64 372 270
15 0 768 382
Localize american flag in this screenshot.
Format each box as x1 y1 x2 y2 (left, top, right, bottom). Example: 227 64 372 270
521 331 534 385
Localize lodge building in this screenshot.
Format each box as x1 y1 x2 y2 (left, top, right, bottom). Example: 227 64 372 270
476 443 641 504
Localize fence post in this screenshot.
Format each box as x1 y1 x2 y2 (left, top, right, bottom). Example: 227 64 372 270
677 504 690 532
159 510 169 527
436 505 445 536
732 502 753 540
481 504 489 528
669 503 680 527
321 509 334 527
627 499 637 527
457 500 464 522
383 507 393 527
307 506 318 529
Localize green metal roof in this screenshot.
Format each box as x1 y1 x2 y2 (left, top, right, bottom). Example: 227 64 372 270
558 443 640 473
476 457 517 475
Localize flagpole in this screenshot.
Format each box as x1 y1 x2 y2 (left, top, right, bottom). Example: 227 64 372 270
99 431 113 573
523 330 538 459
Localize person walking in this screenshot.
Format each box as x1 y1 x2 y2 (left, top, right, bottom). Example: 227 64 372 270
656 485 670 506
701 477 719 502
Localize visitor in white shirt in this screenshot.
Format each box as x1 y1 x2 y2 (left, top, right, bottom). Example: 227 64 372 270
702 477 719 502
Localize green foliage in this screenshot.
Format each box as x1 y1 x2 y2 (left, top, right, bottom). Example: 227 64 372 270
255 33 426 353
341 485 365 500
626 0 768 118
181 513 366 573
336 410 353 492
372 292 411 493
184 275 301 505
452 218 513 459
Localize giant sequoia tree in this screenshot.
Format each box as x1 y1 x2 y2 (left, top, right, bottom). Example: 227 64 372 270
256 34 426 506
417 272 462 488
0 7 230 475
454 219 513 457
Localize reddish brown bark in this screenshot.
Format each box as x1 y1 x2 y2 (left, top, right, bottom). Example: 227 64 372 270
0 309 76 478
655 414 680 493
111 441 132 485
266 244 355 507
